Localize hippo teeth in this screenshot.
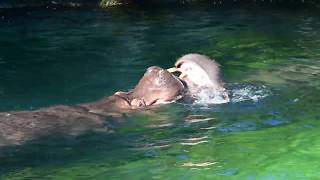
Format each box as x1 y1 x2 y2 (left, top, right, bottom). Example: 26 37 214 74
167 67 188 79
167 67 179 73
179 72 188 79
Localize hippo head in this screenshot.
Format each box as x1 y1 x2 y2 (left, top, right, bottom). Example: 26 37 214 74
116 66 185 108
168 53 229 103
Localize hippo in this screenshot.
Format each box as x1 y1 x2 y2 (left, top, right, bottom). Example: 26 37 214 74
167 53 229 104
0 66 185 146
80 66 185 116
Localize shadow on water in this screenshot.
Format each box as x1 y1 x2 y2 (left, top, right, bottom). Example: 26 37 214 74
0 106 204 176
0 130 141 174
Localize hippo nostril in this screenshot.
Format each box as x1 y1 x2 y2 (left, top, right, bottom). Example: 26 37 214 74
158 69 164 75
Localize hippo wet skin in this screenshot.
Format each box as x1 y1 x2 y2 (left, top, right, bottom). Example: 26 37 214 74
0 66 185 146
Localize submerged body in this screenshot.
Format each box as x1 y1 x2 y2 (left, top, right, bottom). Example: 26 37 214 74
0 54 230 145
0 66 185 146
168 53 229 104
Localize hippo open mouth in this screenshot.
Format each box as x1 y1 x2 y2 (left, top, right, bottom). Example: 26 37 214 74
167 53 230 104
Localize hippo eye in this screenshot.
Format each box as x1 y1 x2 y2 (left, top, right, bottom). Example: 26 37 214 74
138 100 145 107
176 63 182 68
136 99 146 107
130 98 146 108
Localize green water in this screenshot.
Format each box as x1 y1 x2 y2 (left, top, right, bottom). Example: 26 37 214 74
0 6 320 180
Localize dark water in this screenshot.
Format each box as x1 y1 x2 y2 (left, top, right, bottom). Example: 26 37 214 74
0 6 320 179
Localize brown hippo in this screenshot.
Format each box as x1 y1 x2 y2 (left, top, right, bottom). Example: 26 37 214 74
80 66 185 115
0 66 185 146
167 53 229 104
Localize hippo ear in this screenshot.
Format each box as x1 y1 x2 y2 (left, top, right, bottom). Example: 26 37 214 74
114 91 129 97
130 98 146 108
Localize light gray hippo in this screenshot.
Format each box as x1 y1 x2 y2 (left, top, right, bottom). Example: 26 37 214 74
168 53 229 104
0 66 185 146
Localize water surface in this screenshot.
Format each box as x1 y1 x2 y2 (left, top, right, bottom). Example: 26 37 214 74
0 5 320 179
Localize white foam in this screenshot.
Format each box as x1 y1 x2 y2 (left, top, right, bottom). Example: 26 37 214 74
192 88 230 105
230 84 271 103
189 84 270 105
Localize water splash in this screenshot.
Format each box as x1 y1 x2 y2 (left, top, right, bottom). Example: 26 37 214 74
187 84 271 105
191 88 230 105
230 84 271 103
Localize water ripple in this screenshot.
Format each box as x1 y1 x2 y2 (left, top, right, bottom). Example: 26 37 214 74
180 136 209 146
182 162 217 168
185 115 215 124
